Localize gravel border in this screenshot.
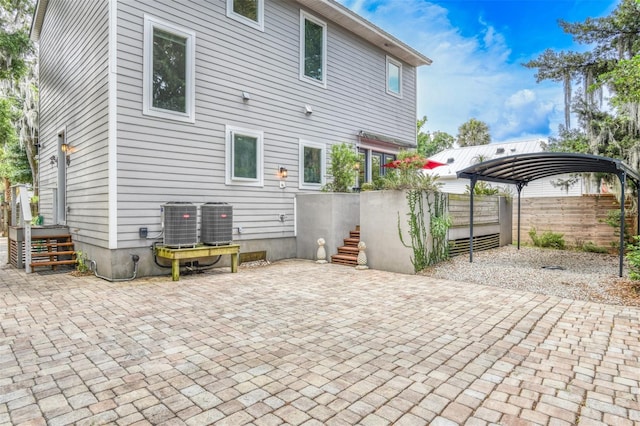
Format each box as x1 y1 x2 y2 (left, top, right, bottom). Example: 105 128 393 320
421 245 640 306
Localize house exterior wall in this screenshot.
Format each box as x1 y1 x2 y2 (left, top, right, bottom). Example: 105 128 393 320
37 0 110 245
35 0 424 277
113 0 418 252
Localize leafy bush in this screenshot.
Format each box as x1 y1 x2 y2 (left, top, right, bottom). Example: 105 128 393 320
577 241 609 254
323 143 358 192
529 227 565 249
381 150 442 191
626 236 640 281
465 181 499 195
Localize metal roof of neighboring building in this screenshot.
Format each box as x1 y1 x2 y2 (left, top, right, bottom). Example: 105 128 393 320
456 152 640 186
425 139 547 179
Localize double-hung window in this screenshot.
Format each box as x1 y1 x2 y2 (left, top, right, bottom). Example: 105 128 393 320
299 140 326 190
226 125 264 186
227 0 264 31
143 15 196 122
300 11 327 87
386 56 402 97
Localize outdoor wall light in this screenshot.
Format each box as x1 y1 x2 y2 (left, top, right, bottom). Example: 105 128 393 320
304 105 313 115
60 143 71 165
278 166 288 189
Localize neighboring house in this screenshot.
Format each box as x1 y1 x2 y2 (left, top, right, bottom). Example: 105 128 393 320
425 139 598 197
30 0 431 278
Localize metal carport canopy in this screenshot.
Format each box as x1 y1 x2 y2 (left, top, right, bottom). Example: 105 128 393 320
456 152 640 277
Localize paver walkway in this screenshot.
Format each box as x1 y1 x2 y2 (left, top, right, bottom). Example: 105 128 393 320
1 241 639 425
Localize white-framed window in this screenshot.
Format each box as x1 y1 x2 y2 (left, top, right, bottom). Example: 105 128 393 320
225 125 264 187
386 56 402 97
143 15 196 123
299 140 326 190
299 11 327 88
226 0 264 31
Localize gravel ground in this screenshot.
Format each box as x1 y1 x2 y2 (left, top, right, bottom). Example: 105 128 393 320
421 245 640 307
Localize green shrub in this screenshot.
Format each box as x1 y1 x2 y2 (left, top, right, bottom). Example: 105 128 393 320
76 250 89 273
380 150 442 192
626 236 640 281
323 142 358 192
360 182 376 191
578 241 609 253
529 227 565 249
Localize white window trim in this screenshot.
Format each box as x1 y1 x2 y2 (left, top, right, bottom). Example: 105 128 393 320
143 15 196 123
299 140 326 190
226 0 264 31
225 125 264 187
386 55 402 98
299 10 327 88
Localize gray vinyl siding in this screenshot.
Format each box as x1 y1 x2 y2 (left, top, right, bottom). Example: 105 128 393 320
114 0 418 248
38 0 110 247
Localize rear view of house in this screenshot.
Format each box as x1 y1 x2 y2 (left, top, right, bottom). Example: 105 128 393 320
30 0 431 278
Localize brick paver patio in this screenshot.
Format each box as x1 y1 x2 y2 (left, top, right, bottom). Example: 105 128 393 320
1 241 639 425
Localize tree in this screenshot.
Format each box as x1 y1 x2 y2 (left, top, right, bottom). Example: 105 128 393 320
545 126 590 153
456 118 491 147
0 0 37 200
416 116 454 157
523 0 640 170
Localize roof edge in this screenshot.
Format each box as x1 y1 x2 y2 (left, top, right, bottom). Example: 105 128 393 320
294 0 432 67
30 0 48 42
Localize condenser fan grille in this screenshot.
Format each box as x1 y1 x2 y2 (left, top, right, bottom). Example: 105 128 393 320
201 202 233 245
162 202 198 248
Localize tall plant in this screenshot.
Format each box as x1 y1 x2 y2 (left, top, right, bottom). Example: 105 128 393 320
389 151 451 272
323 142 358 192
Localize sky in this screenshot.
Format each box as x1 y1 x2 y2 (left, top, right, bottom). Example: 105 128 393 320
337 0 620 142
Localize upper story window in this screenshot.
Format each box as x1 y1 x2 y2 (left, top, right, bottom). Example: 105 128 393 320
225 125 264 187
386 56 402 97
300 11 327 88
227 0 264 31
299 140 326 190
143 15 196 123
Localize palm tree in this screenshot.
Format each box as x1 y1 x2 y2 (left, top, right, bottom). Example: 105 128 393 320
457 118 491 147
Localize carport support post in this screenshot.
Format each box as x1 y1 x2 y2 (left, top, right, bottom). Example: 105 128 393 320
618 171 626 278
516 182 525 250
468 177 477 263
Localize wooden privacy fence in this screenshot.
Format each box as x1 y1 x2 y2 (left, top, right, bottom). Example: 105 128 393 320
448 194 506 256
513 194 637 248
449 194 499 227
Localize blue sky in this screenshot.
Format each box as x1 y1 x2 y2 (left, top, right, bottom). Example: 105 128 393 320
337 0 619 142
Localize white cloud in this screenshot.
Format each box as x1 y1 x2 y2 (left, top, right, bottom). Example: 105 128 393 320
339 0 565 141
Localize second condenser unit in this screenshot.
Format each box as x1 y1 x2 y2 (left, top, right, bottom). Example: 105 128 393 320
201 202 233 245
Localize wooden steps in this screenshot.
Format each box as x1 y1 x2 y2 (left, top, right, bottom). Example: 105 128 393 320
331 226 360 266
29 234 77 270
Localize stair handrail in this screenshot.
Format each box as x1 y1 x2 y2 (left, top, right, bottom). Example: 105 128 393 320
12 184 33 273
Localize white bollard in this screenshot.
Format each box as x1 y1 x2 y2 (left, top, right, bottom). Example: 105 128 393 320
316 238 328 264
